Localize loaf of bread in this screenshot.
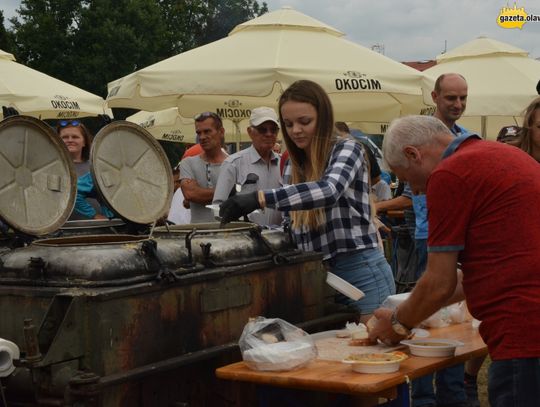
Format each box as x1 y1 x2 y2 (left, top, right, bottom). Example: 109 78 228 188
348 328 376 346
261 333 279 344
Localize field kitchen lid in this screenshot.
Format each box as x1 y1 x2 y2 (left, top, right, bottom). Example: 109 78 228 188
90 121 173 225
0 116 77 236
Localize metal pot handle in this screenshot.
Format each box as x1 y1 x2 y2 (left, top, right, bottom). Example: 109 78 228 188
141 239 177 283
249 227 289 265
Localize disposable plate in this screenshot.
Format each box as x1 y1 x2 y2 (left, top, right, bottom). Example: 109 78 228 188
341 351 408 374
400 338 464 357
326 272 365 301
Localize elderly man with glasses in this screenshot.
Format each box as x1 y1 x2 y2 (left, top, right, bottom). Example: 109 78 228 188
178 112 228 223
213 107 283 226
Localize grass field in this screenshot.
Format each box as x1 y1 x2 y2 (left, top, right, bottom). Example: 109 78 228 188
477 357 490 406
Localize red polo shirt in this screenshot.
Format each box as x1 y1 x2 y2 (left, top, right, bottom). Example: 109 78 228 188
428 138 540 360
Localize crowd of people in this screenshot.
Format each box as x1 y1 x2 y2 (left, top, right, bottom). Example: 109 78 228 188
3 69 538 407
179 76 539 407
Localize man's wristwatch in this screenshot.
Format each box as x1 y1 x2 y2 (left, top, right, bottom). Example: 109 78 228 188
391 310 412 337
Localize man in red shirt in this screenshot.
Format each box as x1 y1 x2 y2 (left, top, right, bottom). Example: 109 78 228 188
370 115 540 407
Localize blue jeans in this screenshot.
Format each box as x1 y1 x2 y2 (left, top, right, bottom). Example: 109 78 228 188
412 364 466 406
412 239 466 407
489 358 540 407
329 247 395 315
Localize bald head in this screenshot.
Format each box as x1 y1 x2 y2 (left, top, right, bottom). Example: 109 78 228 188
432 73 468 129
433 73 466 93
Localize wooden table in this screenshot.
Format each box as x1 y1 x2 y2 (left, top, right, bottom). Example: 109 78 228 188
216 322 487 406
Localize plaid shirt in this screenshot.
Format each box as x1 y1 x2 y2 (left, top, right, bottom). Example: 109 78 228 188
264 139 378 260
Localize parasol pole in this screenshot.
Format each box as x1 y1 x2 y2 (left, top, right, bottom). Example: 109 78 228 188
481 116 487 139
234 119 241 152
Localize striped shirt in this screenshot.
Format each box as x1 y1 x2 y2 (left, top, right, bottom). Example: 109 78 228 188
264 139 378 260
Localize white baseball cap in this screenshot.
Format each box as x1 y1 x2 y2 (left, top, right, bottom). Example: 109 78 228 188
249 107 279 127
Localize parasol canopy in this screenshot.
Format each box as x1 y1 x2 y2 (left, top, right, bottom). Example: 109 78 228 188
107 7 433 130
0 49 110 120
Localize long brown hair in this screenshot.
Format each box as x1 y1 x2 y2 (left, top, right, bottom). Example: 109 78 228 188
278 80 336 231
517 96 540 156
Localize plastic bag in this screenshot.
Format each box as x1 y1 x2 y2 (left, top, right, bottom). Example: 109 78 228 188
382 294 471 328
239 317 317 371
421 308 450 328
447 301 468 324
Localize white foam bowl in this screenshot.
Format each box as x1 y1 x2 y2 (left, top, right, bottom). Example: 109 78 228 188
400 338 464 357
326 272 365 301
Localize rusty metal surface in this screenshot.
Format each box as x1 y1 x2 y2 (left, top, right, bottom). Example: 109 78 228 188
0 236 189 285
154 222 298 267
0 118 341 406
0 250 332 406
87 255 325 377
0 224 298 286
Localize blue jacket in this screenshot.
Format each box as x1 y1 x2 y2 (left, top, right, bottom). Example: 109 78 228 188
75 173 115 219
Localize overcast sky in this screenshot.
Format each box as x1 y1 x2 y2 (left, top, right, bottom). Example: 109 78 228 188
2 0 540 61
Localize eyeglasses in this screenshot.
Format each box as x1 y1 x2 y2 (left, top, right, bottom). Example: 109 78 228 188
58 120 81 128
194 112 223 128
255 124 279 135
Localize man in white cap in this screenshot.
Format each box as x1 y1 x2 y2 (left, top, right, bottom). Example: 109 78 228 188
213 107 282 226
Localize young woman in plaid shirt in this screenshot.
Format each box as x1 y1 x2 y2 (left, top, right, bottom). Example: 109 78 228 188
220 80 395 321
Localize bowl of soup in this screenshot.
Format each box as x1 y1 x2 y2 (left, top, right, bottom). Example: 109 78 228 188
400 339 464 357
342 351 408 373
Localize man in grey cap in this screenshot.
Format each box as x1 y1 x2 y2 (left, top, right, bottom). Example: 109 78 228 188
213 107 283 226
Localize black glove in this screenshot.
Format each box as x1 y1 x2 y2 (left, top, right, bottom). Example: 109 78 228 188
2 106 19 118
219 191 260 225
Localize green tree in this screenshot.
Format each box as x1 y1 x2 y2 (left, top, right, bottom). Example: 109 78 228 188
199 0 268 45
71 0 170 96
9 0 81 80
8 0 268 97
0 11 15 53
158 0 268 54
158 0 208 53
8 0 170 96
